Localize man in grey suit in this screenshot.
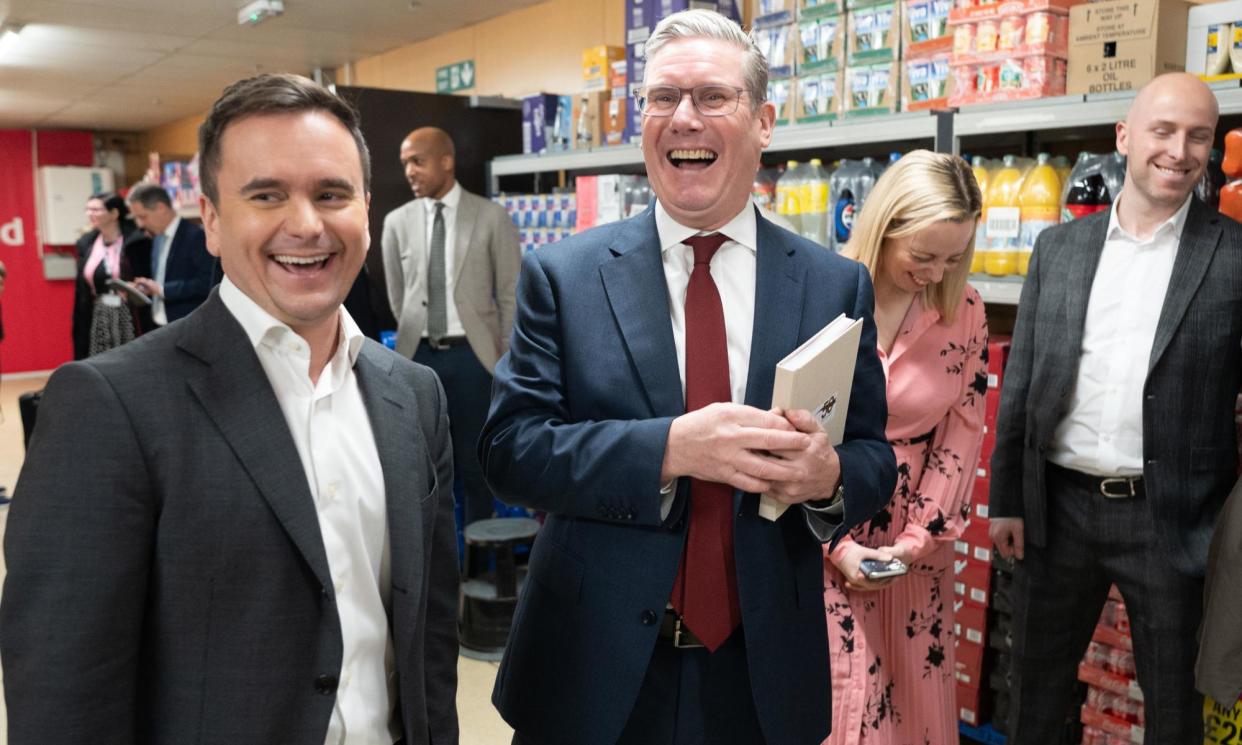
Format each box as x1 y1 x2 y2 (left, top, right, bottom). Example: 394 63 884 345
382 126 520 527
0 73 460 745
990 72 1242 744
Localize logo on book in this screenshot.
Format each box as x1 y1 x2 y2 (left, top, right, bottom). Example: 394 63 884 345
814 393 838 430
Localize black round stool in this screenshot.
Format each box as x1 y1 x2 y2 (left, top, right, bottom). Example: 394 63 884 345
458 516 540 660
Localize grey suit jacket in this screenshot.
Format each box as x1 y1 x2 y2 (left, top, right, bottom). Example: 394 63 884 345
0 292 460 745
1198 475 1242 704
381 187 521 372
990 198 1242 576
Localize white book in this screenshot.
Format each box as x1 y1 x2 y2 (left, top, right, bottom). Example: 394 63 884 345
760 313 863 521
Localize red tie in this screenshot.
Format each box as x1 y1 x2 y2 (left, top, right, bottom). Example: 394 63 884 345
670 232 741 652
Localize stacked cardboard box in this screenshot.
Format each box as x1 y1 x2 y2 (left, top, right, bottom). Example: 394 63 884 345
902 0 954 110
795 0 847 122
495 192 577 252
953 335 1009 728
1079 590 1146 744
844 0 903 115
521 94 573 154
574 174 653 230
947 0 1079 107
755 0 800 123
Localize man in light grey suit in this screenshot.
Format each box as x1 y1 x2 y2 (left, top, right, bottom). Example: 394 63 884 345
382 126 520 526
989 72 1242 744
0 73 460 745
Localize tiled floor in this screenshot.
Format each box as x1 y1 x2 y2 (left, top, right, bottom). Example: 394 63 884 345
0 371 512 745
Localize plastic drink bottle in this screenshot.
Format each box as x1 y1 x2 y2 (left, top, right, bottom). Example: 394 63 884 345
1017 153 1060 276
776 160 803 235
984 155 1024 276
970 155 990 273
830 160 859 251
802 158 831 246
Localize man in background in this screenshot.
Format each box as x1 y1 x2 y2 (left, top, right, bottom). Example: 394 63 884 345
382 126 520 527
1 73 460 745
989 72 1242 744
127 182 216 328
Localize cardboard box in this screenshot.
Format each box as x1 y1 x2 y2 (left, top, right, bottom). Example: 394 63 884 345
798 13 847 73
802 0 846 19
757 22 799 77
572 90 611 148
603 95 629 146
845 61 901 114
954 554 992 607
1067 0 1190 96
769 77 796 124
905 0 954 56
752 0 797 26
583 46 625 90
849 2 903 63
796 69 845 121
1186 0 1242 77
957 681 985 726
522 94 573 154
903 53 954 109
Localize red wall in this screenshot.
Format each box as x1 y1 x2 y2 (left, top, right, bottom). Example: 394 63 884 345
0 129 93 373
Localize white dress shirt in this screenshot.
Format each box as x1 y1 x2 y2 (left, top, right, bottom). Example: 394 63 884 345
657 200 758 405
151 215 181 326
1047 193 1192 477
421 181 466 338
219 278 399 745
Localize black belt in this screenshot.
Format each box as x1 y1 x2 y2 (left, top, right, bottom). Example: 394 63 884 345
1048 463 1145 499
657 609 705 649
424 335 469 350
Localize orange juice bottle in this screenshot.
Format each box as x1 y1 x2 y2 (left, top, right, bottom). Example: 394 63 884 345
1017 153 1060 276
984 154 1023 276
970 155 990 273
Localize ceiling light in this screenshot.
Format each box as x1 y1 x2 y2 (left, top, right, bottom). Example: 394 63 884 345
237 0 283 26
0 23 24 57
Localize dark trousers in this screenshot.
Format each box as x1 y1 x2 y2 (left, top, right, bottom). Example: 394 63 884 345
513 626 764 745
1008 464 1204 745
413 341 495 526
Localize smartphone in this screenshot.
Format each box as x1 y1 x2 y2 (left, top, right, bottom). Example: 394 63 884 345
859 558 908 579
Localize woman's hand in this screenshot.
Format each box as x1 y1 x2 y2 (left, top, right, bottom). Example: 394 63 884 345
830 542 900 592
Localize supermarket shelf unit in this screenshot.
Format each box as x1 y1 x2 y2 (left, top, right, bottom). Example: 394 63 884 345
487 80 1242 306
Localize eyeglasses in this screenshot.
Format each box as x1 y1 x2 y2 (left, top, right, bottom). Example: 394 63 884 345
635 85 748 117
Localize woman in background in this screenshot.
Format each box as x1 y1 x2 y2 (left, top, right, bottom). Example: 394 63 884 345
823 150 988 745
72 192 142 359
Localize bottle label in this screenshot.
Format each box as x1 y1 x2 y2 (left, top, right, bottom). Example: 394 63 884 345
1062 204 1107 222
986 206 1020 241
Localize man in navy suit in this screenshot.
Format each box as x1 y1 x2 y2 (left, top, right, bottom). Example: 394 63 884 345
128 182 216 327
478 9 895 745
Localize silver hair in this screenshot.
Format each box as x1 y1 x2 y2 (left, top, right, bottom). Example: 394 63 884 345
641 9 768 109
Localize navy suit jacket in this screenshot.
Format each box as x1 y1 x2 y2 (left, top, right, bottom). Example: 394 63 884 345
158 219 216 323
478 206 895 745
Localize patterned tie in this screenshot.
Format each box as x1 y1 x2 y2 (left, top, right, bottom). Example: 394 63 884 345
426 201 448 343
150 233 167 325
670 232 741 652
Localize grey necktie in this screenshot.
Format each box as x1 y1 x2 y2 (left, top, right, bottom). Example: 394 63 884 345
427 201 447 343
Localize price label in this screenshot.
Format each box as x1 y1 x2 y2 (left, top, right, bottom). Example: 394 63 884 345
986 206 1020 240
1205 696 1242 745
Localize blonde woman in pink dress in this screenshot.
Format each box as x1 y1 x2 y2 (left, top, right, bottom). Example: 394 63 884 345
823 150 987 745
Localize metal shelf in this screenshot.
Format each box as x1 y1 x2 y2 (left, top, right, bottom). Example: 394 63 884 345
491 144 643 177
770 111 939 151
971 275 1023 305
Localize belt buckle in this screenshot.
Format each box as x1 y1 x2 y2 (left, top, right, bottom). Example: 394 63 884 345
672 616 704 649
428 337 448 351
1099 477 1136 498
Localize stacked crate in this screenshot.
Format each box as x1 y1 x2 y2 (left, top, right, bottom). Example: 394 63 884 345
1079 590 1146 744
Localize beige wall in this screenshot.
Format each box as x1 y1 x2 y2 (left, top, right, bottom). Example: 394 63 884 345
350 0 626 96
140 0 626 156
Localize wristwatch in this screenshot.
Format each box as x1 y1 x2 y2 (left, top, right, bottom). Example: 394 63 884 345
806 481 845 513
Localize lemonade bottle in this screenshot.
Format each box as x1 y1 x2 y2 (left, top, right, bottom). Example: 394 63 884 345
984 154 1023 276
776 160 803 235
970 155 990 274
802 158 831 246
1017 153 1060 276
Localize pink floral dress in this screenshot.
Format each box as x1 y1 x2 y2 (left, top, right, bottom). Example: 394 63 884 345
823 285 988 745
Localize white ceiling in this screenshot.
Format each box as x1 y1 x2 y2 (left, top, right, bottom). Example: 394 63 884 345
0 0 542 131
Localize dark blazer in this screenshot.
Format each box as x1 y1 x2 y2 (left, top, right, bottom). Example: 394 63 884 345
1198 475 1242 704
990 199 1242 576
158 218 217 323
72 221 145 359
1 292 460 745
478 206 895 745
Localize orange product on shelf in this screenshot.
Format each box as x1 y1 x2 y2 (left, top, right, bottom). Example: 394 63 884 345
975 19 999 52
1017 153 1060 276
998 14 1025 50
1222 128 1242 178
983 155 1026 276
954 22 976 55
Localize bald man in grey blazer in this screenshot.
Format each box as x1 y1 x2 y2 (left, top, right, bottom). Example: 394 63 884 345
382 127 521 527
